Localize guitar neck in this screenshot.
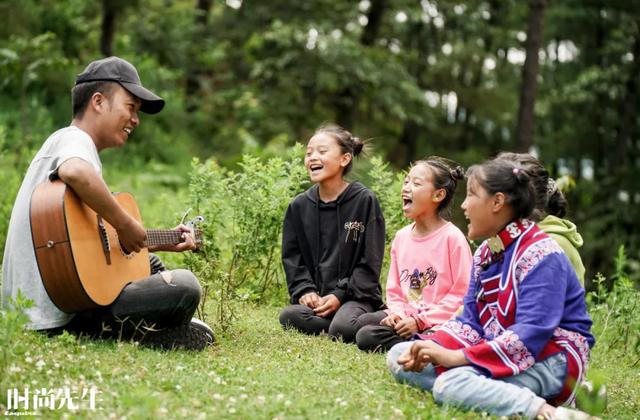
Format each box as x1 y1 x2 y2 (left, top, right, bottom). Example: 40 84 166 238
145 229 184 247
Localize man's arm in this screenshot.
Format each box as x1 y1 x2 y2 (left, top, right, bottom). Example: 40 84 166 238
57 158 147 252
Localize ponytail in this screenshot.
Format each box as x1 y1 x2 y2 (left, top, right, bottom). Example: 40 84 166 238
546 179 568 218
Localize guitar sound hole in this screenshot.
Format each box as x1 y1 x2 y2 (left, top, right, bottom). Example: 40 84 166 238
119 243 135 259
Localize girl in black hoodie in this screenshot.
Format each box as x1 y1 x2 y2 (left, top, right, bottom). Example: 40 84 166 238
279 123 385 343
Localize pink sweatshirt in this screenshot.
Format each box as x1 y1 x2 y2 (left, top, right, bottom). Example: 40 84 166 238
385 222 472 330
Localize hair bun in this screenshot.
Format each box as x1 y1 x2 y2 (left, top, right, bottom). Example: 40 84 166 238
351 136 364 156
450 166 465 181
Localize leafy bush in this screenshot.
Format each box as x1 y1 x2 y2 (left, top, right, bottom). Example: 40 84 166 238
588 245 640 362
185 145 309 332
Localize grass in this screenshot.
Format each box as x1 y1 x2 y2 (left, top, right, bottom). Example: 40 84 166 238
1 304 474 419
1 303 639 419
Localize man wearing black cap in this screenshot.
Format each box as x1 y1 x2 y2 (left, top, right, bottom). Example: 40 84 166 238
2 56 214 350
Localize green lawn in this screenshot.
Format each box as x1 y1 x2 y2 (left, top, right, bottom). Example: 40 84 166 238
2 303 638 419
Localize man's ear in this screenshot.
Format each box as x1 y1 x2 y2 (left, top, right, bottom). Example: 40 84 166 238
492 192 507 213
90 92 107 113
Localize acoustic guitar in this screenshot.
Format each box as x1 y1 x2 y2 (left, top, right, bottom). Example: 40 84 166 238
30 180 202 313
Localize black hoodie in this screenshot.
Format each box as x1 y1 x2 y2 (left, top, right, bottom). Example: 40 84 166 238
282 181 385 307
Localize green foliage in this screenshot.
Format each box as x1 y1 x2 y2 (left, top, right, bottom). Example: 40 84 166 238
575 371 608 417
366 156 406 244
588 246 640 361
185 145 309 332
0 0 639 279
0 290 33 395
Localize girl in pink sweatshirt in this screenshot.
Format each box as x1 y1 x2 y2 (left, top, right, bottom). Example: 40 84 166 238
355 157 472 352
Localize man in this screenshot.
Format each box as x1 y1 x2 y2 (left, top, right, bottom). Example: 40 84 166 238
2 56 214 350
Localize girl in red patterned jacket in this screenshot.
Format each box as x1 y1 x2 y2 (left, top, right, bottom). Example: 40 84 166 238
387 157 595 420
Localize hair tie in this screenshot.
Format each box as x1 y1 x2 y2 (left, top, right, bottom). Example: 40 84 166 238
547 178 558 195
512 168 520 175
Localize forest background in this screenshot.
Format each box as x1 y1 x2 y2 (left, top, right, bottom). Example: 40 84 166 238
0 1 639 417
1 0 639 285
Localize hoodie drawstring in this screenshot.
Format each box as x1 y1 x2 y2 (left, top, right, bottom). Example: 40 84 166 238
314 188 321 289
337 204 342 278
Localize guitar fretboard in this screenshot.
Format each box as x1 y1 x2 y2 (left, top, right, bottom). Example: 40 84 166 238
144 229 184 246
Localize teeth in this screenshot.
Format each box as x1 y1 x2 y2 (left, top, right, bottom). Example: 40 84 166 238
124 128 131 134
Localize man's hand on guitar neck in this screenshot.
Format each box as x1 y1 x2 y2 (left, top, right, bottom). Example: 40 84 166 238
57 158 147 252
148 224 197 253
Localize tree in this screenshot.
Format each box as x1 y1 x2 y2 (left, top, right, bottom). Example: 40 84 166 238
515 0 546 152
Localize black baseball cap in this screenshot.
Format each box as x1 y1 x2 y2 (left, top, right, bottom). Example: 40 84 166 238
75 56 165 114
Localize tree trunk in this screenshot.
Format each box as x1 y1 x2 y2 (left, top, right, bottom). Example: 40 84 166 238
334 0 386 128
185 0 213 111
515 0 546 152
391 18 428 167
612 19 640 174
459 0 502 152
360 0 385 47
393 120 419 167
100 0 117 57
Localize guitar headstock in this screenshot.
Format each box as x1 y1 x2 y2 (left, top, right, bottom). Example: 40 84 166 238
185 215 205 249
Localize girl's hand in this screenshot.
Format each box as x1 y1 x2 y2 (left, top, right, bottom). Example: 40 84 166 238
299 292 321 309
380 313 403 328
394 317 419 339
397 341 431 371
400 341 468 372
420 345 467 368
313 294 341 318
398 340 437 372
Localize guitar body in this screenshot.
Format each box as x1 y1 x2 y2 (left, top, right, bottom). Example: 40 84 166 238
30 180 150 313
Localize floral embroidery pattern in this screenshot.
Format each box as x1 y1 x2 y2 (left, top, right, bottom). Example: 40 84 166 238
438 320 482 345
484 317 502 339
472 247 484 282
553 327 590 368
514 238 563 284
495 330 535 371
505 222 522 238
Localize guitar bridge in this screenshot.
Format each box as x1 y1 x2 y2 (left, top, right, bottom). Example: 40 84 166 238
96 215 112 265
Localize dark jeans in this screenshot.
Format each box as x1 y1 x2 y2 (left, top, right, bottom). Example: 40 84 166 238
279 300 377 343
355 310 407 352
52 254 201 340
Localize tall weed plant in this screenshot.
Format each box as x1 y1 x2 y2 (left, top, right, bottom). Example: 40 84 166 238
588 246 640 363
186 145 308 332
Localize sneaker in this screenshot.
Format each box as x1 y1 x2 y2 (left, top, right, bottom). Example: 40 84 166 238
189 318 215 346
553 406 601 420
141 318 215 351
